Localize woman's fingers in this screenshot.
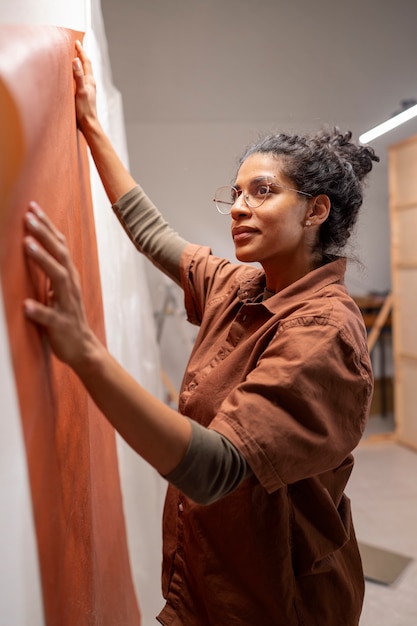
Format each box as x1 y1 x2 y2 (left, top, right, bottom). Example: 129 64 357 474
75 40 93 77
72 41 98 128
24 297 58 327
73 40 94 88
24 234 74 311
25 205 68 269
72 56 87 94
24 207 80 310
28 201 67 244
23 203 95 368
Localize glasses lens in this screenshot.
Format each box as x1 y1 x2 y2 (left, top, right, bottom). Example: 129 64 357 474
214 178 272 214
214 186 237 214
245 178 270 208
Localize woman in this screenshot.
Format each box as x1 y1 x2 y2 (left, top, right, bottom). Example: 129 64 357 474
23 42 379 625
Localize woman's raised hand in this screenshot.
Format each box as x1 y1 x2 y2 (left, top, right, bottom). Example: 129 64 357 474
23 201 100 372
73 40 99 133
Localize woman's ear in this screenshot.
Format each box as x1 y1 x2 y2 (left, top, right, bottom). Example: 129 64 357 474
305 194 331 226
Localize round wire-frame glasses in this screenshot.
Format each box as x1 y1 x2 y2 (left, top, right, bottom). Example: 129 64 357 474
213 176 312 215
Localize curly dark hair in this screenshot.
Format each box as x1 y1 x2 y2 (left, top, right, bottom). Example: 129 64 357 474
238 127 380 259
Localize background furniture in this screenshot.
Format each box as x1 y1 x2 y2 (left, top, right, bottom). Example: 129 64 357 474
389 134 417 450
353 294 393 417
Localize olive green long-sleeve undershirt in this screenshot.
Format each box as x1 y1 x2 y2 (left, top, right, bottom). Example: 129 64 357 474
112 185 251 505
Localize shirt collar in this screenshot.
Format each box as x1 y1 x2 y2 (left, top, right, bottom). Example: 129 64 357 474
237 257 347 312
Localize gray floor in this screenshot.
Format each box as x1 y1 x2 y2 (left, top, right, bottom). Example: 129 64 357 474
347 414 417 625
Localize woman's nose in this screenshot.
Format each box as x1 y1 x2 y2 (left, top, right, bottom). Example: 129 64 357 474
230 192 251 217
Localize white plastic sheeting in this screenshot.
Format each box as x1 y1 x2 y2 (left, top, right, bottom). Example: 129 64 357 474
87 6 166 623
0 2 165 624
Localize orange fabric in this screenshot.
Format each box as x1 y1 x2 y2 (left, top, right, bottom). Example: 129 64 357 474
0 26 140 625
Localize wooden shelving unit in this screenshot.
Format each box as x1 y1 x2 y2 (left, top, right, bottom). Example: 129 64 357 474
388 134 417 450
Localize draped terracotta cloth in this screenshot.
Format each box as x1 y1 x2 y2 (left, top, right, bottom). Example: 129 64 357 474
0 26 141 626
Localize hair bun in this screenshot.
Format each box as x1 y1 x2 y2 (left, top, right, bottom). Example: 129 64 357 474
312 126 380 181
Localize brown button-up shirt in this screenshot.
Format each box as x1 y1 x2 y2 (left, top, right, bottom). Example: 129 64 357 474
157 244 373 626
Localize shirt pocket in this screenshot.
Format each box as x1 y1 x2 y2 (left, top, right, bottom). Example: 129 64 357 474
289 481 352 577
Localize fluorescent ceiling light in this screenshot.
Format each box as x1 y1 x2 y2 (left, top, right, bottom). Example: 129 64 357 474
359 103 417 144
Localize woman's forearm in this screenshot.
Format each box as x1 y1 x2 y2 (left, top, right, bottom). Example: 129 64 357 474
74 332 192 476
81 117 137 204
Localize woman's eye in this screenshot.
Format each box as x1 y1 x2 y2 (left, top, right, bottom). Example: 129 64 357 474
256 185 269 197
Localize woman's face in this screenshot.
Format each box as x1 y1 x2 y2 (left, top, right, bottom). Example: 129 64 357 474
230 152 314 287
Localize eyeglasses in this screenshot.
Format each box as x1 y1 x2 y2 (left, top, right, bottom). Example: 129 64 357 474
213 176 312 215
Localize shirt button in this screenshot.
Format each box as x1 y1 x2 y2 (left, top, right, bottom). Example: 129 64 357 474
178 502 184 512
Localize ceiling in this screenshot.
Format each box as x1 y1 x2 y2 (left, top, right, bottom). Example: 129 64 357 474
101 0 417 137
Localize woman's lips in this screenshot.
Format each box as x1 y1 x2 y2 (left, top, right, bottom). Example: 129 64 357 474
232 226 258 242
